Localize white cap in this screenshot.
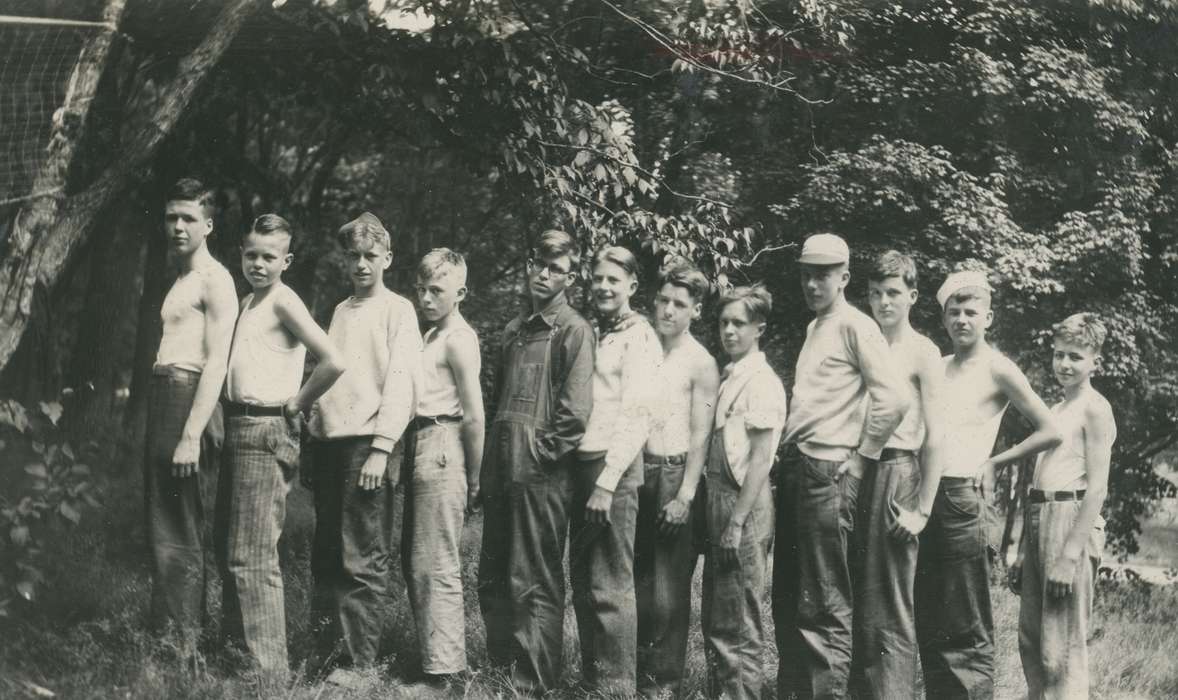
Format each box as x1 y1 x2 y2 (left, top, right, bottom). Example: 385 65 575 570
798 233 850 265
936 270 991 308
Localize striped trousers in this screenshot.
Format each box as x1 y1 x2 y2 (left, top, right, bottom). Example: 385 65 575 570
216 413 300 672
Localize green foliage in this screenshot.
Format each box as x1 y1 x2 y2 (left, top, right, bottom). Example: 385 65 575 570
0 399 97 616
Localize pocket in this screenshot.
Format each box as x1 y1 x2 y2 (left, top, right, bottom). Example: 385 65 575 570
508 361 544 404
269 418 300 481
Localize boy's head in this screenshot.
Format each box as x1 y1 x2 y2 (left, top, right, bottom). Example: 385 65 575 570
241 213 293 290
1051 312 1107 390
938 270 993 349
163 177 216 257
718 284 771 359
527 229 578 305
653 263 709 339
867 250 918 330
338 213 392 295
798 233 850 313
416 248 468 323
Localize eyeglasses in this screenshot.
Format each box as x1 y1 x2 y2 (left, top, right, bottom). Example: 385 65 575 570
527 258 572 278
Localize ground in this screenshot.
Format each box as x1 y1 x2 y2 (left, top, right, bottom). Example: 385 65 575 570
2 471 1177 700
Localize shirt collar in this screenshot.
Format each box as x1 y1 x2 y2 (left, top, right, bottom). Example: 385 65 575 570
527 293 569 328
723 350 768 382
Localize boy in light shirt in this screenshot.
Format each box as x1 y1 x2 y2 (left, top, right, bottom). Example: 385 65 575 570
402 248 484 688
1011 313 1116 700
306 213 421 684
914 270 1061 699
219 213 345 674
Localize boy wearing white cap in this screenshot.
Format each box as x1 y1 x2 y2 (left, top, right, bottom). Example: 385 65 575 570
914 270 1060 700
774 233 910 699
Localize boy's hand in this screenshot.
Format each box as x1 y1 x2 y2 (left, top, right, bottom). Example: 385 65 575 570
890 506 929 542
1008 558 1024 595
1047 551 1080 599
835 453 865 481
585 486 614 525
718 517 743 567
172 434 201 478
466 481 481 515
358 451 388 491
658 497 691 537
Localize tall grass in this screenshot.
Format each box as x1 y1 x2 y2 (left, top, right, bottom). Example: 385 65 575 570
2 467 1176 699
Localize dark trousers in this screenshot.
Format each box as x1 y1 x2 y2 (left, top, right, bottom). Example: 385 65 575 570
570 454 642 695
850 453 920 699
773 451 860 700
635 456 698 698
216 414 299 672
915 478 994 700
144 368 222 644
478 459 574 693
309 437 396 668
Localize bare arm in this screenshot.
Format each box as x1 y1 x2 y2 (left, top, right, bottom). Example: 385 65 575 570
914 343 947 515
987 356 1061 469
172 271 238 476
853 322 911 460
448 328 486 507
660 351 720 534
275 289 345 414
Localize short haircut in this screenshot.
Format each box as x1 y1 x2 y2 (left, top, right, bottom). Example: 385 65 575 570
1052 313 1107 353
659 264 709 302
869 250 918 288
250 213 293 242
337 212 391 252
167 177 215 217
418 247 468 286
719 284 772 323
592 245 640 280
534 229 579 267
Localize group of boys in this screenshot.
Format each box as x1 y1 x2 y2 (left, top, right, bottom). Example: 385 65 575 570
146 176 1116 700
145 178 483 688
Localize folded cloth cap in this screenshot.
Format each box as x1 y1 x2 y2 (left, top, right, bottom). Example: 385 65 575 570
798 233 850 265
338 211 390 245
936 270 991 308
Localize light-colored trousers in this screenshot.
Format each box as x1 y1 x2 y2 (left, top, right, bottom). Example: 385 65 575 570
402 421 468 674
1018 500 1103 700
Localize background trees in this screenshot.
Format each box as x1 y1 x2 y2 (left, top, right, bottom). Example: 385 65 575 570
2 0 1176 608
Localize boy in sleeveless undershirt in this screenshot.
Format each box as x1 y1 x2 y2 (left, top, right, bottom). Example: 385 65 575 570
146 178 237 666
1011 313 1116 700
634 263 719 698
305 213 421 685
914 270 1061 700
218 214 344 674
402 248 484 689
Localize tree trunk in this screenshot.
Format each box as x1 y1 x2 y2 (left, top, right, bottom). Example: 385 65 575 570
124 188 169 441
0 0 264 374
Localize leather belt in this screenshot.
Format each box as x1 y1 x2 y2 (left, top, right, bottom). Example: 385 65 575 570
644 452 687 466
223 400 284 418
411 414 462 431
1029 488 1086 503
878 448 916 462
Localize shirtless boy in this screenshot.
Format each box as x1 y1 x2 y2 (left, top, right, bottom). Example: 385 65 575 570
634 264 719 698
914 270 1061 699
145 178 237 664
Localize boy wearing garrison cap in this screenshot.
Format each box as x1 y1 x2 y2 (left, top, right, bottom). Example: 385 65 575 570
774 233 910 700
914 270 1061 700
1011 313 1116 700
307 213 422 683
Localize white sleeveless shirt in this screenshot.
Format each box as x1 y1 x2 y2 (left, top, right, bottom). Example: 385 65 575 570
225 287 306 406
417 320 477 418
1033 392 1115 492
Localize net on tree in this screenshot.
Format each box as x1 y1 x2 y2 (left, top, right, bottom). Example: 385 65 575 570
0 16 100 207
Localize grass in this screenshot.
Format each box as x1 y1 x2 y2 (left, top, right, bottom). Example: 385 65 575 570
2 467 1177 699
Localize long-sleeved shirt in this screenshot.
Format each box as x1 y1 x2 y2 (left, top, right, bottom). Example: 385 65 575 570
309 287 422 452
784 298 907 461
494 293 596 464
577 313 663 492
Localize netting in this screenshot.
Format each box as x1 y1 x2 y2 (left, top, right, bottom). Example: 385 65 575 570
0 18 96 207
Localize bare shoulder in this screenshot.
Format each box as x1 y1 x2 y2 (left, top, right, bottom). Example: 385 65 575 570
445 322 482 355
988 350 1026 384
1083 390 1116 427
688 339 720 382
273 285 311 318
